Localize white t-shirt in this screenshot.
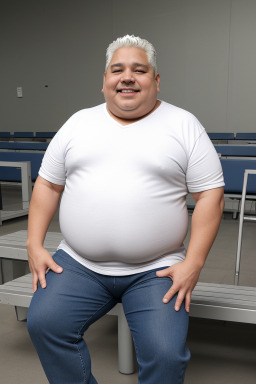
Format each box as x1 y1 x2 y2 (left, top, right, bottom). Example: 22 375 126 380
39 101 224 276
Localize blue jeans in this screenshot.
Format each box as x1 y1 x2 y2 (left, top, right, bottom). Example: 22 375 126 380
27 250 190 383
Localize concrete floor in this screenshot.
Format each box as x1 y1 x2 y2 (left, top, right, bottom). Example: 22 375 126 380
0 185 256 383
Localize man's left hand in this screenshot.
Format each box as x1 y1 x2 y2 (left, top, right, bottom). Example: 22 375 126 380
156 260 201 312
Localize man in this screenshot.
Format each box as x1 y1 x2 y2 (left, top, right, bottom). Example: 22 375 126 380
27 35 225 383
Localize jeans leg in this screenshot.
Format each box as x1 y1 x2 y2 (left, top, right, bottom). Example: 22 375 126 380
122 269 190 384
27 251 117 384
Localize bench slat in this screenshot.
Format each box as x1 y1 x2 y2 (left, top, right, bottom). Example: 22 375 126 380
0 230 63 248
192 296 256 309
0 231 63 260
1 274 256 318
196 281 256 291
193 287 256 301
1 231 256 325
190 303 256 323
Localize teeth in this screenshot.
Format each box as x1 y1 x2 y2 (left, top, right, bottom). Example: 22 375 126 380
121 90 136 93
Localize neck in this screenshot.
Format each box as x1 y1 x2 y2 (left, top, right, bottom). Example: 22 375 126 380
106 100 161 126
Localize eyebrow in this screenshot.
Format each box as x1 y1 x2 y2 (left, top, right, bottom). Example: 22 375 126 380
110 63 149 70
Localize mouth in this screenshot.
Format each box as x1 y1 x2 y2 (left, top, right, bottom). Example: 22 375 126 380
116 89 140 93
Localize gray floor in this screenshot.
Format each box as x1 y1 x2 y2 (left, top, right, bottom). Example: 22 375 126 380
0 185 256 383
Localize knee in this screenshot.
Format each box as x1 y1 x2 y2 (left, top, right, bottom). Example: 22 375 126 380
159 342 190 367
153 341 190 381
27 300 45 341
142 336 190 368
27 297 59 342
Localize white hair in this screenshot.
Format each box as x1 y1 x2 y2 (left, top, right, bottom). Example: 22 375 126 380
105 34 157 74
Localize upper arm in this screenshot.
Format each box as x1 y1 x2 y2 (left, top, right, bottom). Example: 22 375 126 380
192 186 224 205
34 175 65 195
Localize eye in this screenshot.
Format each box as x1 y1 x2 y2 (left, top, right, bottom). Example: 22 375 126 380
135 70 146 73
112 69 122 73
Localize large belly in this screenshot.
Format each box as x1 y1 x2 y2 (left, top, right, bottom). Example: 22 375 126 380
59 186 188 263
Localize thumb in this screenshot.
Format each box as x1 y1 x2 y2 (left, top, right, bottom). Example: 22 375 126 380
156 267 171 277
49 260 63 274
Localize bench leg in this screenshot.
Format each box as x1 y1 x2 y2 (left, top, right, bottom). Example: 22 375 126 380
20 162 32 209
117 308 135 374
15 306 28 321
0 259 3 284
1 260 28 283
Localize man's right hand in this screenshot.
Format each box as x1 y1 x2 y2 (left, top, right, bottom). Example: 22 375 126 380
27 247 63 292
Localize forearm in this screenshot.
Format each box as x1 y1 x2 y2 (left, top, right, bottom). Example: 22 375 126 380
157 187 224 311
27 176 64 250
186 187 225 269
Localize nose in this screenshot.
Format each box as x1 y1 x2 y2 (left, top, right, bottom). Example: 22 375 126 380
121 69 135 83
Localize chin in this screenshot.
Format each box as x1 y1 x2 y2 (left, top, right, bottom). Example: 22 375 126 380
117 109 143 120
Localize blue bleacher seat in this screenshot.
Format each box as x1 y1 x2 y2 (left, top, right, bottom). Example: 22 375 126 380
0 132 12 138
13 132 34 138
215 145 256 157
0 142 48 151
0 152 44 182
0 184 2 210
35 132 56 139
235 133 256 140
220 158 256 194
207 132 235 140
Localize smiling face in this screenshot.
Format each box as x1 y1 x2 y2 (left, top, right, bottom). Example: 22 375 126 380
102 47 160 123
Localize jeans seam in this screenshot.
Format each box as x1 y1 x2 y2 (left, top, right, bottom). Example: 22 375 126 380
63 267 114 298
179 358 187 384
73 298 116 383
122 275 172 299
76 298 116 337
74 343 87 383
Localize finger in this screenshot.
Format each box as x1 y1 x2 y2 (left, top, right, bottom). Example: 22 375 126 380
32 272 39 293
38 272 47 289
156 267 171 277
174 291 186 312
48 260 63 274
162 285 178 304
185 292 191 313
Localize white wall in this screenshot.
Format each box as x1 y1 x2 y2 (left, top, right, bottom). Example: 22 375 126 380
0 0 113 131
1 0 256 132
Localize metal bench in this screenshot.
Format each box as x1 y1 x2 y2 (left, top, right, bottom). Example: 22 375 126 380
0 230 62 284
1 272 256 322
207 132 235 144
0 152 44 224
235 133 256 143
0 152 44 182
12 132 34 141
0 142 48 151
35 132 56 140
220 159 256 217
0 161 32 225
0 132 12 141
215 144 256 158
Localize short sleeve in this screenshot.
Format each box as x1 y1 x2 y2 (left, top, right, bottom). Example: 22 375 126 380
186 130 225 193
38 130 66 185
38 113 80 185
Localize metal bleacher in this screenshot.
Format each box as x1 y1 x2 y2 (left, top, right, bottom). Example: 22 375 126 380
215 145 256 158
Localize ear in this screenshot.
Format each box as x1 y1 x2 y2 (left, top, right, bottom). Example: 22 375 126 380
101 73 106 93
155 73 160 93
